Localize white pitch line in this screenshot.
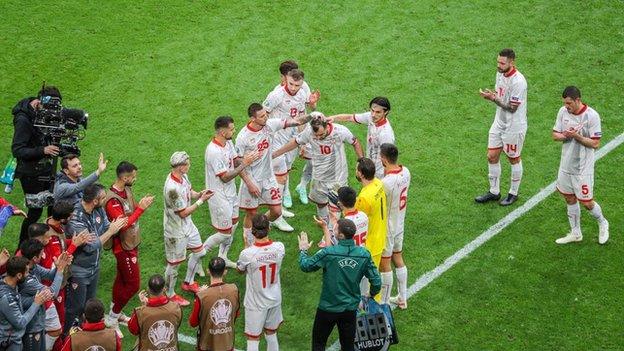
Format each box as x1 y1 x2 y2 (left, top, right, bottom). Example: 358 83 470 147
327 131 624 351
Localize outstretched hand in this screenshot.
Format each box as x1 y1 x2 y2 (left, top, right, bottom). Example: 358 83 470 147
298 231 313 251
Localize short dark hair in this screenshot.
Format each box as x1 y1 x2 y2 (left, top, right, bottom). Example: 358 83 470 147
252 214 270 239
148 274 166 295
6 256 29 277
38 85 62 100
279 60 299 75
337 186 357 208
28 223 49 239
20 239 44 261
357 158 376 180
369 96 391 112
380 143 399 164
84 299 104 323
310 117 328 133
562 86 581 100
287 69 305 81
83 183 105 202
247 103 264 118
499 48 516 60
60 154 79 170
215 115 234 131
116 161 137 177
337 218 356 239
208 257 226 278
51 200 74 221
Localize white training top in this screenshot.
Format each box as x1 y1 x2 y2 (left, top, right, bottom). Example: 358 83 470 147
382 165 411 237
237 240 285 310
553 104 602 175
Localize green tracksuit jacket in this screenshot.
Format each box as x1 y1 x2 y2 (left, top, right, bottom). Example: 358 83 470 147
299 239 382 313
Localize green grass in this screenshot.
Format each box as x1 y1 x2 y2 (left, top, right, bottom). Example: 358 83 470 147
1 0 623 350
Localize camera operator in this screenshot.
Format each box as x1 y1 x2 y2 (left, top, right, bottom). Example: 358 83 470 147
11 86 62 246
53 153 107 205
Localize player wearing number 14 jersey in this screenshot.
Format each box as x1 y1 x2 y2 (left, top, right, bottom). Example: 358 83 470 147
475 48 528 206
237 214 285 351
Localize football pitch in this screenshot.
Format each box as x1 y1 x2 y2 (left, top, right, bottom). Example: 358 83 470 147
1 1 623 350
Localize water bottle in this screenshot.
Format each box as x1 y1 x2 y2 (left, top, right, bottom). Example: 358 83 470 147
0 157 17 194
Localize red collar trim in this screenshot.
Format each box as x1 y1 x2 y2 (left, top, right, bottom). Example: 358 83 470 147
45 218 64 234
573 104 588 115
246 121 263 132
212 138 225 147
283 84 296 97
385 165 403 175
170 173 182 184
374 118 388 127
254 240 273 247
81 321 106 331
504 67 517 78
147 295 170 307
344 209 358 217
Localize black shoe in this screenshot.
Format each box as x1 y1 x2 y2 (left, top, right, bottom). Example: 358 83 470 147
474 191 501 203
499 193 518 206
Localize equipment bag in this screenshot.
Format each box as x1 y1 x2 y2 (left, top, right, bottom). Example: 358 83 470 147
354 297 399 351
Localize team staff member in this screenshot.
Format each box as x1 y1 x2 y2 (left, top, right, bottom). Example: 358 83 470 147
103 161 154 335
298 219 381 351
189 257 240 351
61 299 120 351
53 153 107 205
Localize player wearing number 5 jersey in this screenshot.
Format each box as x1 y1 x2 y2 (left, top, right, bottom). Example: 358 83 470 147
379 143 411 309
475 48 528 206
552 86 609 245
237 214 285 351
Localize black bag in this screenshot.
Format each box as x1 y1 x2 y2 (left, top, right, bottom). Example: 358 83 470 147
354 298 399 351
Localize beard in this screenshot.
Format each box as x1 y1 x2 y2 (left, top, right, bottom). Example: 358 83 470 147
17 275 27 284
355 174 362 183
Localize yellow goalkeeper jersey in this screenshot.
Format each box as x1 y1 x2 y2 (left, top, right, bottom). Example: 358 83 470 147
355 178 388 257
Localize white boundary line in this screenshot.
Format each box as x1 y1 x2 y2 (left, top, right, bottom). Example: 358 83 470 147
327 132 624 350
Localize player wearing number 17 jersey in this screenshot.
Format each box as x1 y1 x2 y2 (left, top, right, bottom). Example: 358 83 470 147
237 214 285 351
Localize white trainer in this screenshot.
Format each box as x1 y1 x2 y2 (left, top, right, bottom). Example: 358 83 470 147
555 232 583 244
598 220 610 244
104 314 123 338
282 208 295 218
271 216 294 232
389 295 407 310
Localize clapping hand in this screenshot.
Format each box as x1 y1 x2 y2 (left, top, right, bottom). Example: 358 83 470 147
298 231 313 251
110 217 128 233
73 229 95 246
138 195 155 210
199 190 214 202
138 290 148 305
242 151 261 166
479 88 496 101
34 288 53 305
53 252 73 272
0 248 10 266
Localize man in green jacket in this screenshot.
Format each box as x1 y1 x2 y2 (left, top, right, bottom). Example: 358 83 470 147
299 218 381 351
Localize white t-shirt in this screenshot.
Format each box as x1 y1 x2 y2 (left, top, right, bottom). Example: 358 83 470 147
553 104 602 175
263 82 311 150
295 123 356 183
344 209 369 247
489 68 528 134
352 112 395 178
205 138 238 198
163 173 196 238
382 165 411 237
237 240 285 310
235 119 286 182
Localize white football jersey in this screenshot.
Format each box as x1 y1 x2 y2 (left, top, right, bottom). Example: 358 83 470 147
205 138 238 198
295 123 355 183
352 112 395 179
237 240 285 310
489 68 528 134
235 119 286 182
263 82 311 150
553 104 602 175
163 173 196 238
382 165 411 237
344 209 369 247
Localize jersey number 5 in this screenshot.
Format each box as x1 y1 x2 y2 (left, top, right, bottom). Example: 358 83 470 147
259 263 277 288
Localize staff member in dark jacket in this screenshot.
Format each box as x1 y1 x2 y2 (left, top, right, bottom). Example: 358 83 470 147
299 218 381 351
11 86 62 245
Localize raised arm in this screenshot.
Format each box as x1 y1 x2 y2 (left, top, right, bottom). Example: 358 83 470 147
272 139 299 160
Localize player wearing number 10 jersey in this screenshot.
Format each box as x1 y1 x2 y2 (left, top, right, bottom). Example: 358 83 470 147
237 214 285 351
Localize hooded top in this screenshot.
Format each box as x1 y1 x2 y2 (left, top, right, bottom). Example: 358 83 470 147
11 97 53 178
0 278 40 346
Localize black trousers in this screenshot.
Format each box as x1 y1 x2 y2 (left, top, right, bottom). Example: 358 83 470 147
18 175 52 246
312 308 356 351
22 330 45 351
63 271 100 335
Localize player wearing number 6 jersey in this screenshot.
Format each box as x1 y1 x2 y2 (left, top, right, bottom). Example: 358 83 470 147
237 214 285 351
378 143 411 309
475 48 528 206
552 86 609 245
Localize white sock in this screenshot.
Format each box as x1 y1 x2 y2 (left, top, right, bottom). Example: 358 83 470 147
243 227 253 247
380 271 393 304
283 176 291 198
360 277 370 297
164 264 179 296
266 333 279 351
301 160 312 185
317 205 329 225
509 161 523 195
488 162 501 195
588 202 607 224
185 249 206 283
203 233 230 251
247 339 259 351
219 224 237 259
395 266 408 302
567 203 581 234
45 334 57 351
278 182 285 201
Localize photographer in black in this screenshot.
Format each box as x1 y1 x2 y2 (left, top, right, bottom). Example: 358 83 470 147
11 86 62 245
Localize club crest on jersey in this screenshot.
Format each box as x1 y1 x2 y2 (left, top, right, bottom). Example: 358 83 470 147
95 216 101 224
148 320 175 347
85 346 105 351
210 298 232 326
338 258 358 269
72 282 78 290
131 257 137 264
